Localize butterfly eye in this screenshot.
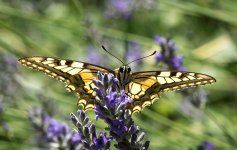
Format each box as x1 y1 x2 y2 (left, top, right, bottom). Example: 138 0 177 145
119 67 124 73
127 67 131 73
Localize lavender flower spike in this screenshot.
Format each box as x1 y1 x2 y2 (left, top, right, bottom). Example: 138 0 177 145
154 35 186 71
93 72 150 150
70 110 110 150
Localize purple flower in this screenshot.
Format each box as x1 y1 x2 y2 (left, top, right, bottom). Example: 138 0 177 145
154 35 186 71
44 116 69 140
111 119 127 135
118 90 132 106
154 35 166 46
0 54 18 73
172 56 184 69
93 132 110 150
112 0 130 14
93 72 149 150
154 35 177 52
105 90 132 110
192 141 215 150
203 141 215 150
106 92 117 109
94 87 106 100
93 73 132 120
155 52 164 62
105 0 155 20
28 106 82 149
70 111 110 149
95 105 108 120
105 0 132 19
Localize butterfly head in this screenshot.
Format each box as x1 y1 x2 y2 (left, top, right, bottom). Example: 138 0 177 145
115 65 132 88
119 65 131 74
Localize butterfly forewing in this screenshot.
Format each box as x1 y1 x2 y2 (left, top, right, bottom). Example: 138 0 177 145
127 71 216 112
18 56 113 110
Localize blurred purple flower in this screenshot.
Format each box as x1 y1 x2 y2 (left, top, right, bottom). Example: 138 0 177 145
203 141 215 150
192 141 215 150
126 42 142 70
105 0 155 20
172 56 186 71
43 116 82 148
44 116 69 141
105 0 132 19
0 53 22 106
112 0 130 15
155 53 164 63
0 54 18 73
154 35 177 52
154 35 186 71
86 46 103 65
28 106 82 149
71 132 82 145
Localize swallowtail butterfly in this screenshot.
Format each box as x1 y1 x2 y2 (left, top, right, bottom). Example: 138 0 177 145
18 48 216 113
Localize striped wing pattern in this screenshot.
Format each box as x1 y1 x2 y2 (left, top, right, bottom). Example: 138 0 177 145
19 56 216 113
18 57 112 110
127 71 216 112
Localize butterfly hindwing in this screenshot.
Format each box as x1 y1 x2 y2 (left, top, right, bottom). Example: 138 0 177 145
126 71 216 112
18 56 113 110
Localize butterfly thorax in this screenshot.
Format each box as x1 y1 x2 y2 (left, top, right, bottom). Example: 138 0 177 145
114 65 132 89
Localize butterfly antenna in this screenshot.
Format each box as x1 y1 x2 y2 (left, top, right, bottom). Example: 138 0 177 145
126 51 157 65
102 45 125 65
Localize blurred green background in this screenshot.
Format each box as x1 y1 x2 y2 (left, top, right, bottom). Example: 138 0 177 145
0 0 237 149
